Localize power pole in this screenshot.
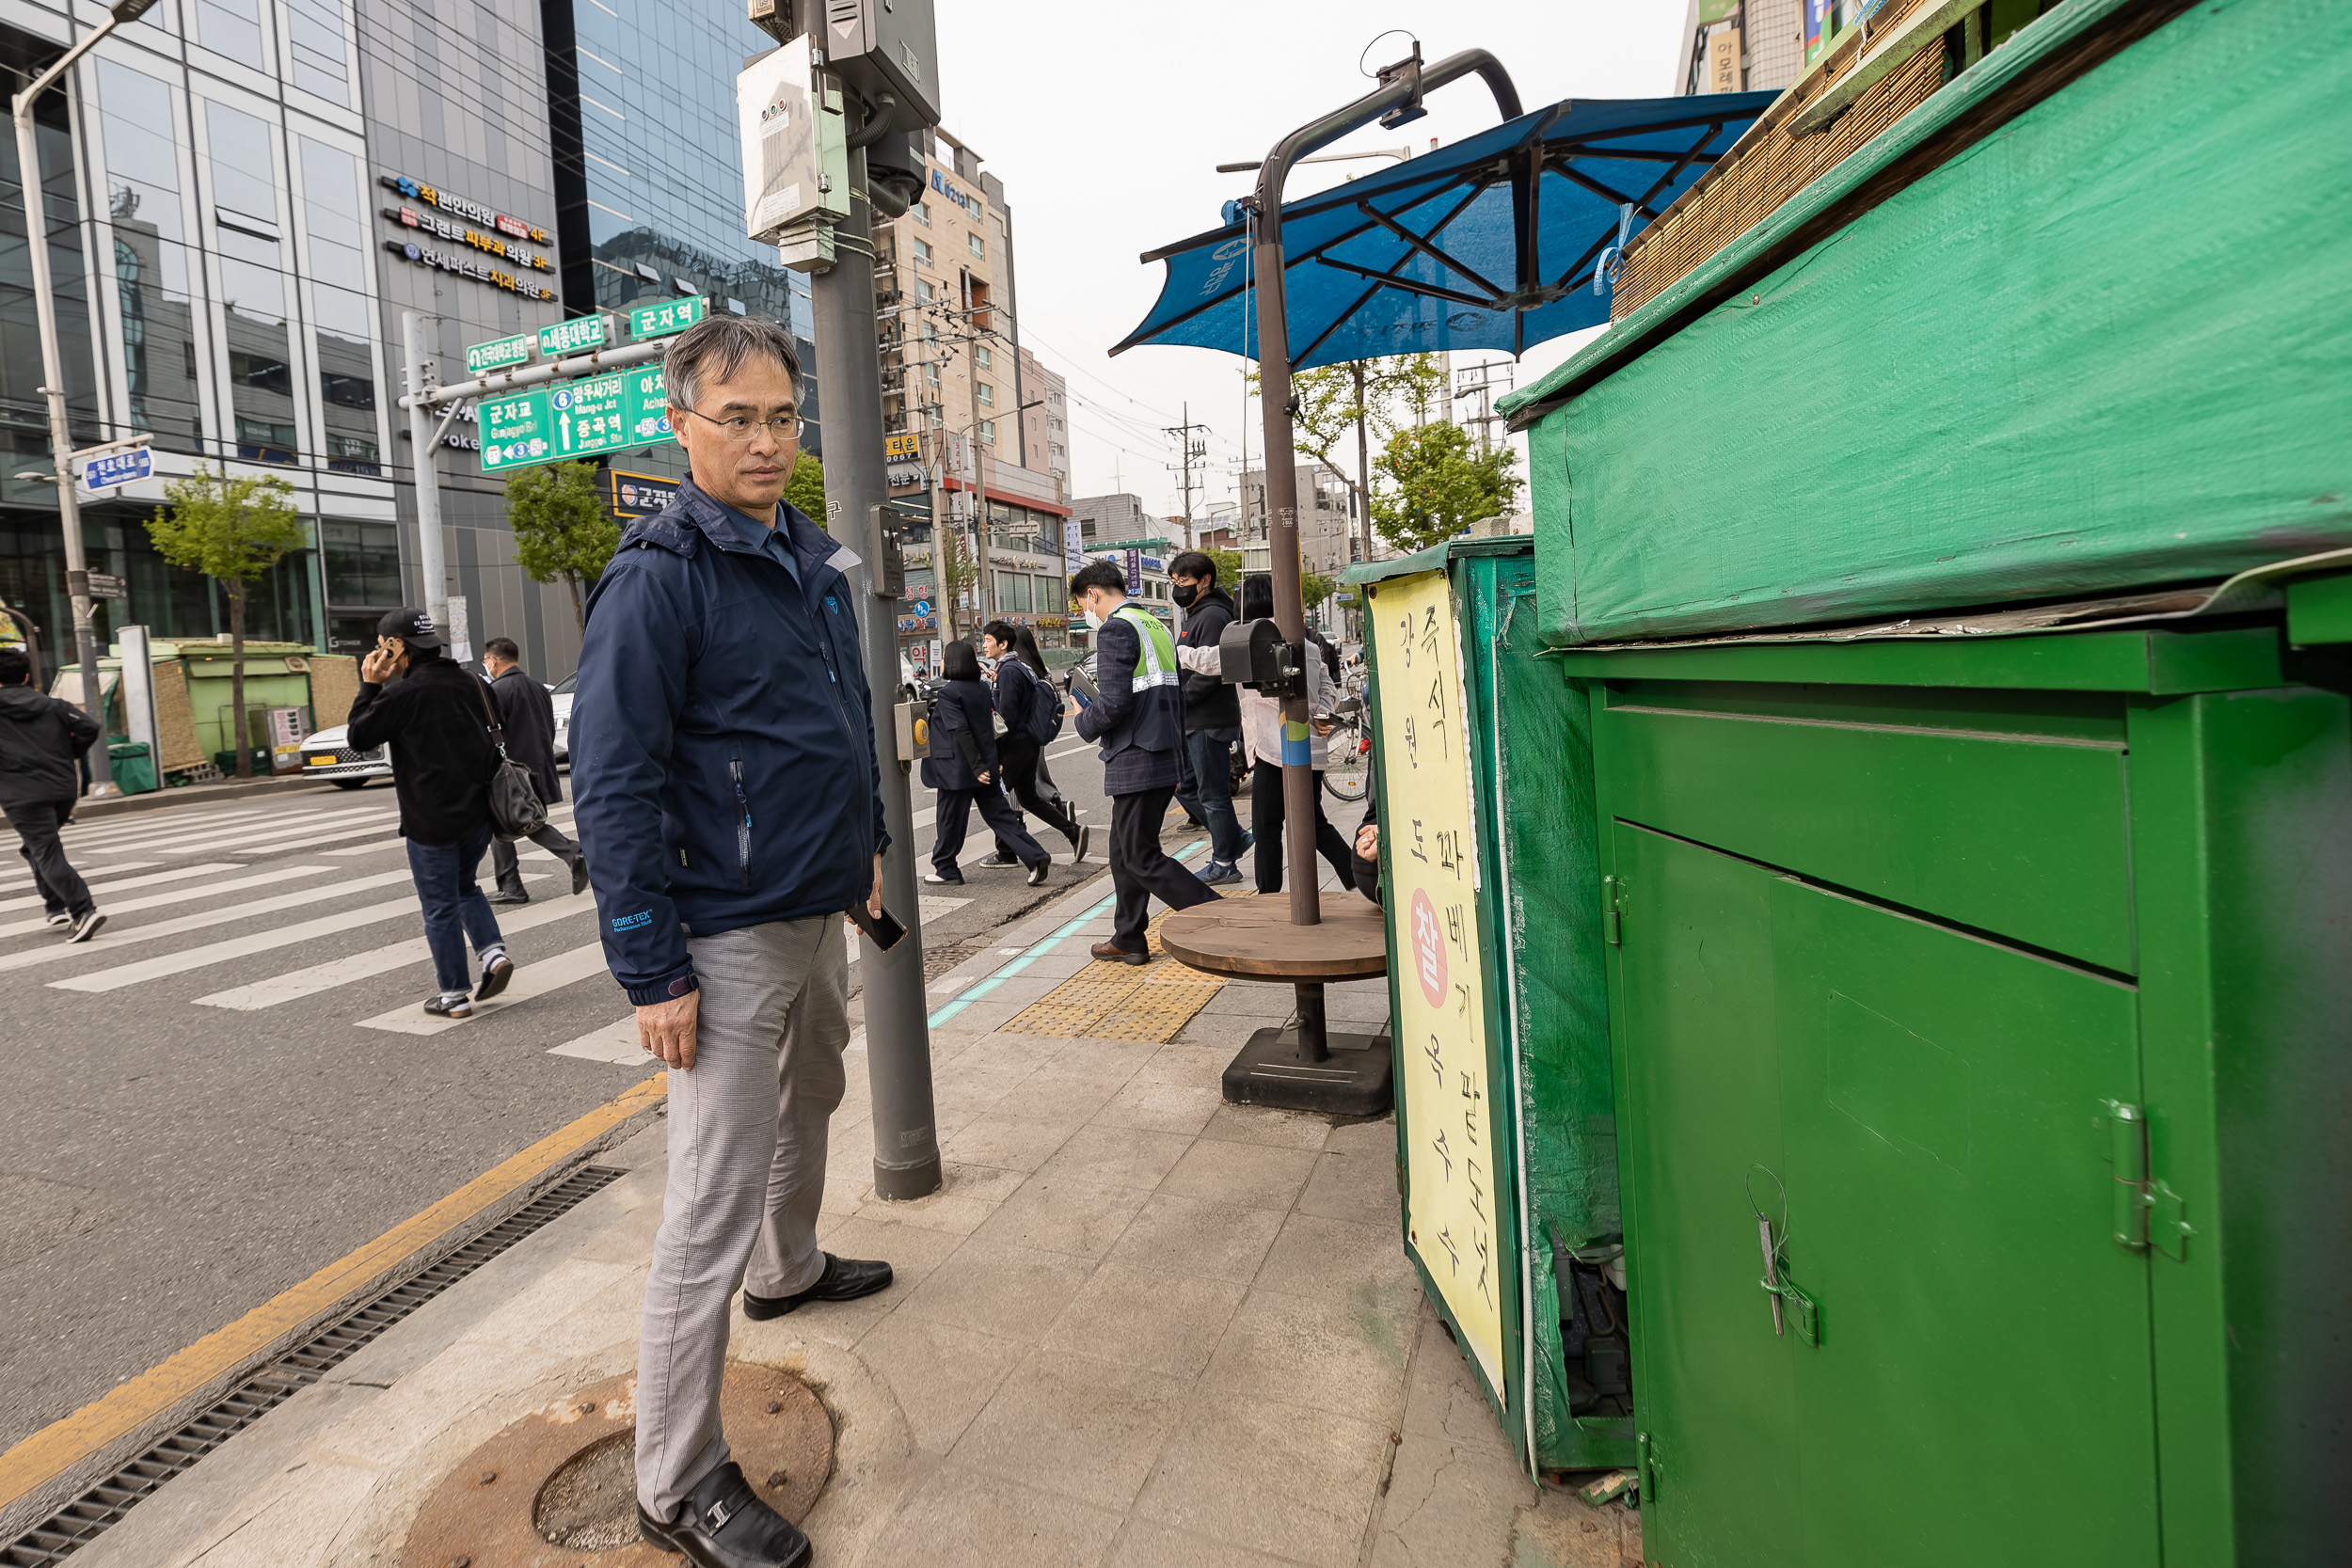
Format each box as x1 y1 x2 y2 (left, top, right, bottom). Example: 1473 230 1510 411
402 311 453 637
1453 359 1514 454
812 138 942 1201
1164 402 1210 547
1352 360 1373 569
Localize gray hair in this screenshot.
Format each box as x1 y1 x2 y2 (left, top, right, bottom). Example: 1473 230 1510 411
664 314 802 410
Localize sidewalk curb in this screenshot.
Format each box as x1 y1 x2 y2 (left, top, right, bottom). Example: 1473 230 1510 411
0 1074 669 1544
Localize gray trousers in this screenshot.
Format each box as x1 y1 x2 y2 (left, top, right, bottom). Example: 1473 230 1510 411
635 914 850 1518
489 821 582 895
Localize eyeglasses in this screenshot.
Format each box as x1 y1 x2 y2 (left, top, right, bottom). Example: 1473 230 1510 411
676 405 804 442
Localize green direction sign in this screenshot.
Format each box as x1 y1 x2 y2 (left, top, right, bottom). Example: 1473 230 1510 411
480 388 552 472
539 315 610 356
465 333 532 375
624 364 675 447
548 371 630 459
628 296 707 340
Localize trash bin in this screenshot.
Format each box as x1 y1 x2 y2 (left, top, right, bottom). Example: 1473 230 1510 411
1351 537 1629 1477
106 740 156 796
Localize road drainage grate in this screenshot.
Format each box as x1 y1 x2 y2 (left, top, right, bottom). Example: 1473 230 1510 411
2 1164 628 1565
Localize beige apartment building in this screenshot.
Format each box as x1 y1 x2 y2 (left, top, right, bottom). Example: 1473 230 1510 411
870 130 1075 651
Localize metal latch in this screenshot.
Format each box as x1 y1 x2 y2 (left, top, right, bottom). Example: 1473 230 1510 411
2101 1101 2191 1259
1603 874 1624 945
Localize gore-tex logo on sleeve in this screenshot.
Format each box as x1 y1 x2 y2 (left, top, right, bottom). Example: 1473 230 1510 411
612 911 652 931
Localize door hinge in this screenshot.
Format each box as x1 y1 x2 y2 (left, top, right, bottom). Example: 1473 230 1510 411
2100 1101 2191 1259
1636 1431 1661 1499
1603 874 1624 946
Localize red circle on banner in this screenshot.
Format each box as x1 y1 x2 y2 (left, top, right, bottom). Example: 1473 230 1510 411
1409 888 1448 1008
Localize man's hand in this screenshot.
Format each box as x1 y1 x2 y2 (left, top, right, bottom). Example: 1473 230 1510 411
867 852 885 920
638 990 699 1070
976 768 993 784
1355 823 1379 860
360 645 399 684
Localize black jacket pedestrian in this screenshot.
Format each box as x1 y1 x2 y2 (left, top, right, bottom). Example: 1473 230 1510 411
920 676 998 793
347 656 500 845
488 666 563 806
0 684 99 808
1176 583 1241 734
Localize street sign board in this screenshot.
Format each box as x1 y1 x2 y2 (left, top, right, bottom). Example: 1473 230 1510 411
86 572 126 599
623 364 674 448
548 371 630 460
913 599 930 616
629 296 707 340
1124 548 1142 596
883 432 920 458
465 332 532 374
610 470 680 517
538 315 610 356
480 388 553 472
80 448 152 490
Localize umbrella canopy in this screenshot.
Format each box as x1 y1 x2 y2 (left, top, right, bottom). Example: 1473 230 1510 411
1114 92 1778 371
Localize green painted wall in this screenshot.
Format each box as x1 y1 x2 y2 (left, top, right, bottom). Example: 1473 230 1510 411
1527 0 2352 646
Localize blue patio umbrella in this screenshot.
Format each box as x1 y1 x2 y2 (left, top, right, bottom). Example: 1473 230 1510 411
1113 90 1776 370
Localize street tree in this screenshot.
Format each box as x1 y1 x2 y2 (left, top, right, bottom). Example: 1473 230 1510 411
934 526 979 643
1252 354 1453 559
784 451 826 524
1373 421 1522 555
505 461 619 629
147 465 306 778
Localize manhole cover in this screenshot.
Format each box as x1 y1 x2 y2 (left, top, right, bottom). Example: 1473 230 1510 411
400 1363 831 1566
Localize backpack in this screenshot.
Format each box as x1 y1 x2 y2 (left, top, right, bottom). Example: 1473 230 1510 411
1022 661 1063 745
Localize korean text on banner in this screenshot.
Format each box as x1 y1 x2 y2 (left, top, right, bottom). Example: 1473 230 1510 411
1369 568 1503 1394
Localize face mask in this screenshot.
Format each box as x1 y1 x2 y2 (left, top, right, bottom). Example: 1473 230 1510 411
1084 607 1104 630
1171 583 1199 609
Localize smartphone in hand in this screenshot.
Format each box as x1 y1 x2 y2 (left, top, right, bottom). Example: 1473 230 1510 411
848 902 908 951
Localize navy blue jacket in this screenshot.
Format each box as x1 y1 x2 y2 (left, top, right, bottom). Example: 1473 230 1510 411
919 677 997 793
570 482 886 1006
1075 608 1183 795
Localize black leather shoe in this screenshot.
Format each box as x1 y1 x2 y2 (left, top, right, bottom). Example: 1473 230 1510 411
638 1461 809 1567
486 890 530 906
741 1253 894 1320
567 857 591 896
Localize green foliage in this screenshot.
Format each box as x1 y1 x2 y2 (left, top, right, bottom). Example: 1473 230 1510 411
934 527 979 641
1204 546 1243 590
148 464 306 776
1249 354 1456 555
784 451 827 525
147 465 306 591
505 462 619 628
1300 570 1339 610
1373 421 1522 555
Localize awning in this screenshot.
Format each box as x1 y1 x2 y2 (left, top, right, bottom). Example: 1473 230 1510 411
1113 91 1777 370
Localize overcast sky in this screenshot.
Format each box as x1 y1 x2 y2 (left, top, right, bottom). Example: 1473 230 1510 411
930 1 1692 522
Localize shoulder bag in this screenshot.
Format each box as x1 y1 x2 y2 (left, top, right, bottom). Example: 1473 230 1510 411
469 675 549 840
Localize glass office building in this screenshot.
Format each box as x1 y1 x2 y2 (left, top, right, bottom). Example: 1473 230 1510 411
542 0 820 467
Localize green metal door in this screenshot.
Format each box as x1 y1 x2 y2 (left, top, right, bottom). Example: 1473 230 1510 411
1613 825 1802 1568
1771 878 2160 1566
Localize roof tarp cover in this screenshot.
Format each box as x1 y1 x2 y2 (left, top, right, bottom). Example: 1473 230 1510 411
1115 93 1775 371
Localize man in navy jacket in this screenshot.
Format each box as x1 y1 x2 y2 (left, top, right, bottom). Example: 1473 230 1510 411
1071 558 1216 962
570 316 888 1568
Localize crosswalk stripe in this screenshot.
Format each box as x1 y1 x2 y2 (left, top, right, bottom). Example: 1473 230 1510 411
56 805 280 846
0 861 163 895
148 812 398 858
320 807 577 859
0 864 332 938
356 939 615 1035
63 805 350 852
0 863 233 912
187 817 409 857
8 868 418 979
194 891 599 1009
548 1018 642 1063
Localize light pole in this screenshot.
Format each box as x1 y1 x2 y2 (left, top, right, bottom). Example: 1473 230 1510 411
12 0 157 796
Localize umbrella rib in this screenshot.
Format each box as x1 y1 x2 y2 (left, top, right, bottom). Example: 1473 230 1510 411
1314 258 1496 309
1352 199 1509 302
1551 161 1660 218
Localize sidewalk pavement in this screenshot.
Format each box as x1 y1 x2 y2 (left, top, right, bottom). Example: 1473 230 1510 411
72 866 1641 1568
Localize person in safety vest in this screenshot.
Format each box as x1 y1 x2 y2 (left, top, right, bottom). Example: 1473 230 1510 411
1069 558 1216 962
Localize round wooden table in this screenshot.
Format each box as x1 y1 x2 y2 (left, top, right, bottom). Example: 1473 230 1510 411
1161 894 1393 1115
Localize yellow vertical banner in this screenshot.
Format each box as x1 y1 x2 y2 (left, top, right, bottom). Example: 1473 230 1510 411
1366 569 1503 1396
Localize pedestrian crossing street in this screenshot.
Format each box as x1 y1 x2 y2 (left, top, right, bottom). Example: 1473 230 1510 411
13 792 654 1064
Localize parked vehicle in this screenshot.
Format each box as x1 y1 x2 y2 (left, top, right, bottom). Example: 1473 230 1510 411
297 724 389 788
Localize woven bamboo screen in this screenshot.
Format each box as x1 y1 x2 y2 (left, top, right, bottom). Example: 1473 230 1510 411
1612 0 1948 320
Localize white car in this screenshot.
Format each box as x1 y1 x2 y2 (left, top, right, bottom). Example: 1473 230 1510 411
298 724 389 788
550 673 575 763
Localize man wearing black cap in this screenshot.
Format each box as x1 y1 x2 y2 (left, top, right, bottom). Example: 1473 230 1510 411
346 607 516 1018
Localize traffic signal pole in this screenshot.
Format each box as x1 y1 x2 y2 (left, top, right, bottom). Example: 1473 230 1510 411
813 141 943 1201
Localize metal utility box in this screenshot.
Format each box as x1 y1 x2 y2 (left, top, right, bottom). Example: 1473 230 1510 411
1561 626 2351 1564
1354 538 1631 1476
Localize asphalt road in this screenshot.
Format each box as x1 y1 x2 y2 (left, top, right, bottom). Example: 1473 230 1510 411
0 733 1141 1456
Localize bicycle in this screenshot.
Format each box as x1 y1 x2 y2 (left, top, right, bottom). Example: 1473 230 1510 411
1324 694 1372 804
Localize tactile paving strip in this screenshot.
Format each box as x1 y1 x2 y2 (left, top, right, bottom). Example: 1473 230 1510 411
1000 894 1244 1042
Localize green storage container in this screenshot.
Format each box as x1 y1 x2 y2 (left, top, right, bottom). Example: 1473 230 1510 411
1353 538 1631 1477
1502 0 2352 647
105 740 156 796
1561 624 2350 1563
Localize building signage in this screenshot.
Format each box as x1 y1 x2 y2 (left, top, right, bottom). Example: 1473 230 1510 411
929 166 980 215
883 433 920 458
481 389 552 471
1123 548 1142 596
628 296 707 340
610 470 680 517
540 316 612 356
377 174 548 245
383 239 556 302
465 333 533 374
1367 569 1503 1394
86 572 126 599
386 205 552 272
79 448 152 490
886 463 924 488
